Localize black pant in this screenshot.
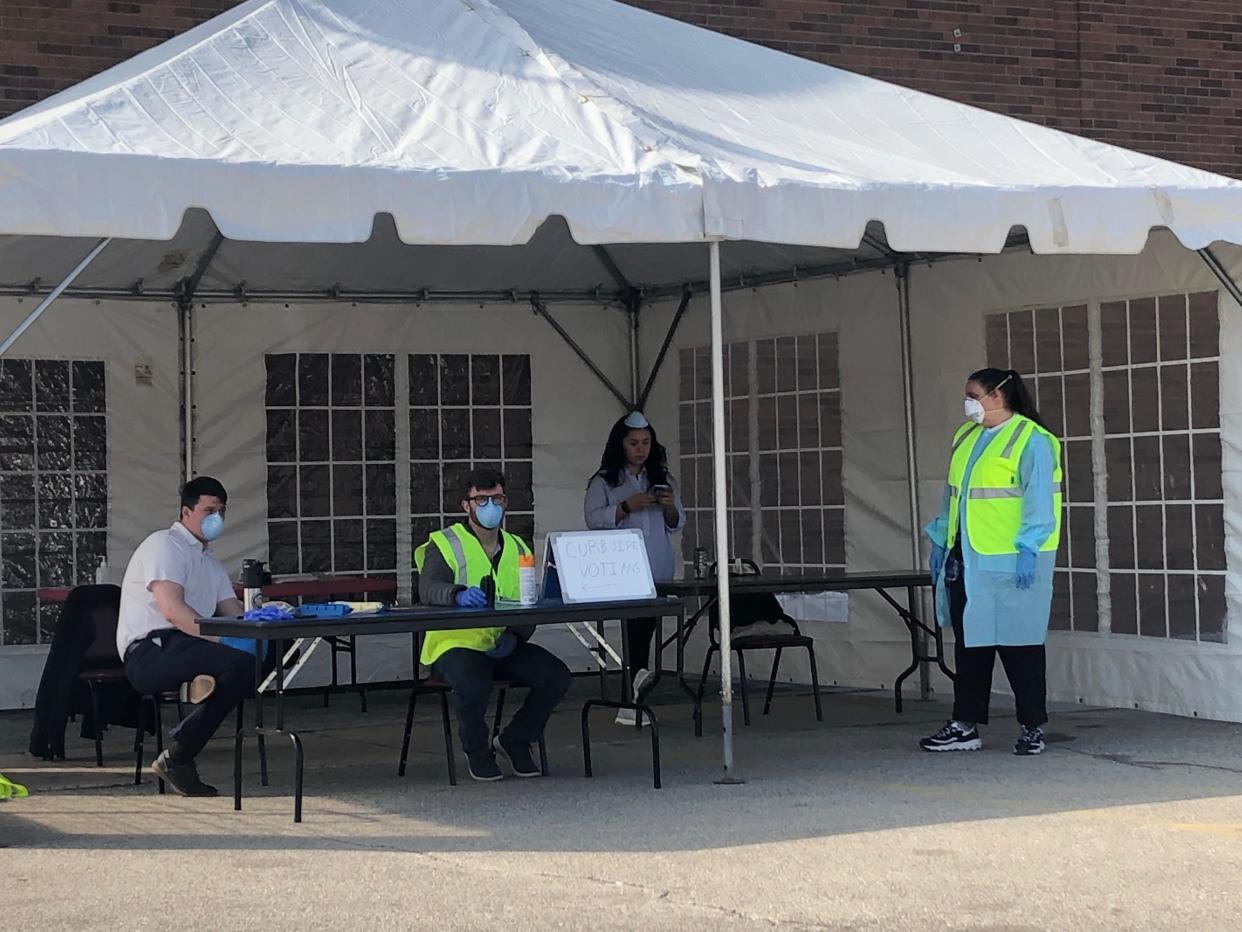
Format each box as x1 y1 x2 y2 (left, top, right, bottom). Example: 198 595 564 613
433 642 571 758
623 617 658 674
124 630 255 763
948 569 1047 728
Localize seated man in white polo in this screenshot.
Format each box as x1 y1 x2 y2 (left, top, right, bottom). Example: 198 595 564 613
416 467 571 782
118 476 253 797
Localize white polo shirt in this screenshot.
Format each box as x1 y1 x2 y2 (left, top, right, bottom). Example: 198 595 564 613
116 521 235 658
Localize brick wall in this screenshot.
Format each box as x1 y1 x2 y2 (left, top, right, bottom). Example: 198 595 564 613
2 0 1239 177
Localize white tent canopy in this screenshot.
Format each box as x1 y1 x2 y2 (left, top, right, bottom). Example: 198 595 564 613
2 0 1242 255
4 0 1242 768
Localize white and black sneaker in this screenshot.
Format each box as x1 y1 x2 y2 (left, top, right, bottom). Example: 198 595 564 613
615 668 654 727
918 720 982 752
1014 725 1045 756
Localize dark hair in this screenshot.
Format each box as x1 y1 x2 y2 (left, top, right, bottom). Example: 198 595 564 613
181 476 227 511
968 368 1049 431
593 415 670 488
463 467 506 499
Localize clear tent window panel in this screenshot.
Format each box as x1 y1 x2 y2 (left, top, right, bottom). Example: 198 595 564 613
407 354 535 556
679 332 843 575
0 358 107 646
987 290 1223 643
264 353 397 583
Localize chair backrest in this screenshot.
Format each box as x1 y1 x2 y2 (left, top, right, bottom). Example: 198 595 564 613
64 584 122 668
706 561 790 632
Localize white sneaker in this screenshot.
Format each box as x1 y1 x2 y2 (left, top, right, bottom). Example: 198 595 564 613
632 668 654 701
614 669 654 727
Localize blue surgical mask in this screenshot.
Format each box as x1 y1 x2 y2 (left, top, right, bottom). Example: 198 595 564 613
200 512 225 542
474 501 504 530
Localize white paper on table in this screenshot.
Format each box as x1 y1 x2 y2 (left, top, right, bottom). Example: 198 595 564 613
776 591 850 623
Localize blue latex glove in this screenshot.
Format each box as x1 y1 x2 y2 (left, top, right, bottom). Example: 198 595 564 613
455 586 489 608
486 631 518 659
244 604 293 622
1015 549 1037 590
930 543 946 583
220 635 267 658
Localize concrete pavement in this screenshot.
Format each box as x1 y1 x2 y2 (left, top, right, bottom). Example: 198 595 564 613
3 681 1241 930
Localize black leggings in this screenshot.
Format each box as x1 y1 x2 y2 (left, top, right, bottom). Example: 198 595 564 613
949 567 1048 728
623 617 658 674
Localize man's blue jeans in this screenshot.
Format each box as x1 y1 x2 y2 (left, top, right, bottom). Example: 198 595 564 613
433 642 571 757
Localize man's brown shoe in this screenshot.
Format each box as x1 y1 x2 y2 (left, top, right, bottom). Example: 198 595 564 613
178 674 215 704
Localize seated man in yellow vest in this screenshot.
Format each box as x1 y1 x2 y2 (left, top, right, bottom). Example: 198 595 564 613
416 467 571 781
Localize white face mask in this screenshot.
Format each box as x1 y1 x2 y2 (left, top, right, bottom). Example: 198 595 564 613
964 397 986 425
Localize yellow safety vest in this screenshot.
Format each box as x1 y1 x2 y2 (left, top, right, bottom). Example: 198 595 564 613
944 414 1063 556
414 524 531 665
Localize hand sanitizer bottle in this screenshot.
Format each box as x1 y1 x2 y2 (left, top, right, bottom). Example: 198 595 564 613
518 554 538 606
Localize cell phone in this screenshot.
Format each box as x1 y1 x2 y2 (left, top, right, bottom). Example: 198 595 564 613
652 484 671 494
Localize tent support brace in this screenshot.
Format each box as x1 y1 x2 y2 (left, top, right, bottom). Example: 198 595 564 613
1198 247 1242 308
708 240 742 785
638 287 692 410
0 238 111 357
592 246 644 406
895 262 930 700
177 233 223 482
629 299 641 406
530 293 630 410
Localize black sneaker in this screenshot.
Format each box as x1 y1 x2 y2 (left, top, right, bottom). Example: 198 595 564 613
466 751 504 782
493 734 542 778
151 750 218 796
1014 726 1045 756
918 721 982 752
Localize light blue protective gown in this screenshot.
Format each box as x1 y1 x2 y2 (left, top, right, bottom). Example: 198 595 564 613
924 420 1058 647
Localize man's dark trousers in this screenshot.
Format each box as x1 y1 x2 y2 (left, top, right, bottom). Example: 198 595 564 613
125 629 255 762
433 642 571 757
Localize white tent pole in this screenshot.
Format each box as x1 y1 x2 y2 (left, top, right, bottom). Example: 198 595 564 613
895 263 929 697
708 239 740 782
181 301 194 480
0 238 111 357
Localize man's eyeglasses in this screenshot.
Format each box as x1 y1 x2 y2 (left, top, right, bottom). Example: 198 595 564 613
467 494 508 507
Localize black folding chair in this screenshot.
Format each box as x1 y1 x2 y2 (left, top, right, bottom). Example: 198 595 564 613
695 561 823 736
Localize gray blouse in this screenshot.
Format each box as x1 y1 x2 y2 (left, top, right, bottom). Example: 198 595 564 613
583 468 686 582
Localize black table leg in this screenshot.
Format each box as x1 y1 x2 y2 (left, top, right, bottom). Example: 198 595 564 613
233 701 244 811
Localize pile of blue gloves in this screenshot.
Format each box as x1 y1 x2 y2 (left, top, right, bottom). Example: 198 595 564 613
221 604 293 657
244 604 294 622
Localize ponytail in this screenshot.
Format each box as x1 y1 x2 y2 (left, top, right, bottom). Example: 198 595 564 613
968 367 1049 432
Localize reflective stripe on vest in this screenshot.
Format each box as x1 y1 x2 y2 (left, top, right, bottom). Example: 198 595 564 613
944 415 1063 555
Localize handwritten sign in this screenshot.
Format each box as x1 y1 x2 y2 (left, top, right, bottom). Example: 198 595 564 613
547 529 656 604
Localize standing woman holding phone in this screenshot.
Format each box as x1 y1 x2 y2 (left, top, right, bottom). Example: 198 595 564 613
920 368 1062 756
584 411 685 724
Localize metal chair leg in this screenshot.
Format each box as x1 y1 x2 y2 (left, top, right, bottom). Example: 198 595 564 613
581 701 594 778
695 645 716 738
492 688 508 741
537 735 549 776
648 713 662 790
806 643 824 722
763 647 783 716
233 701 244 811
133 695 148 785
350 636 367 713
398 688 418 777
88 681 104 767
735 649 752 726
153 697 165 795
439 691 457 786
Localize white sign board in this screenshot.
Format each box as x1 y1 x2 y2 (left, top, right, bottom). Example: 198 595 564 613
547 529 656 604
